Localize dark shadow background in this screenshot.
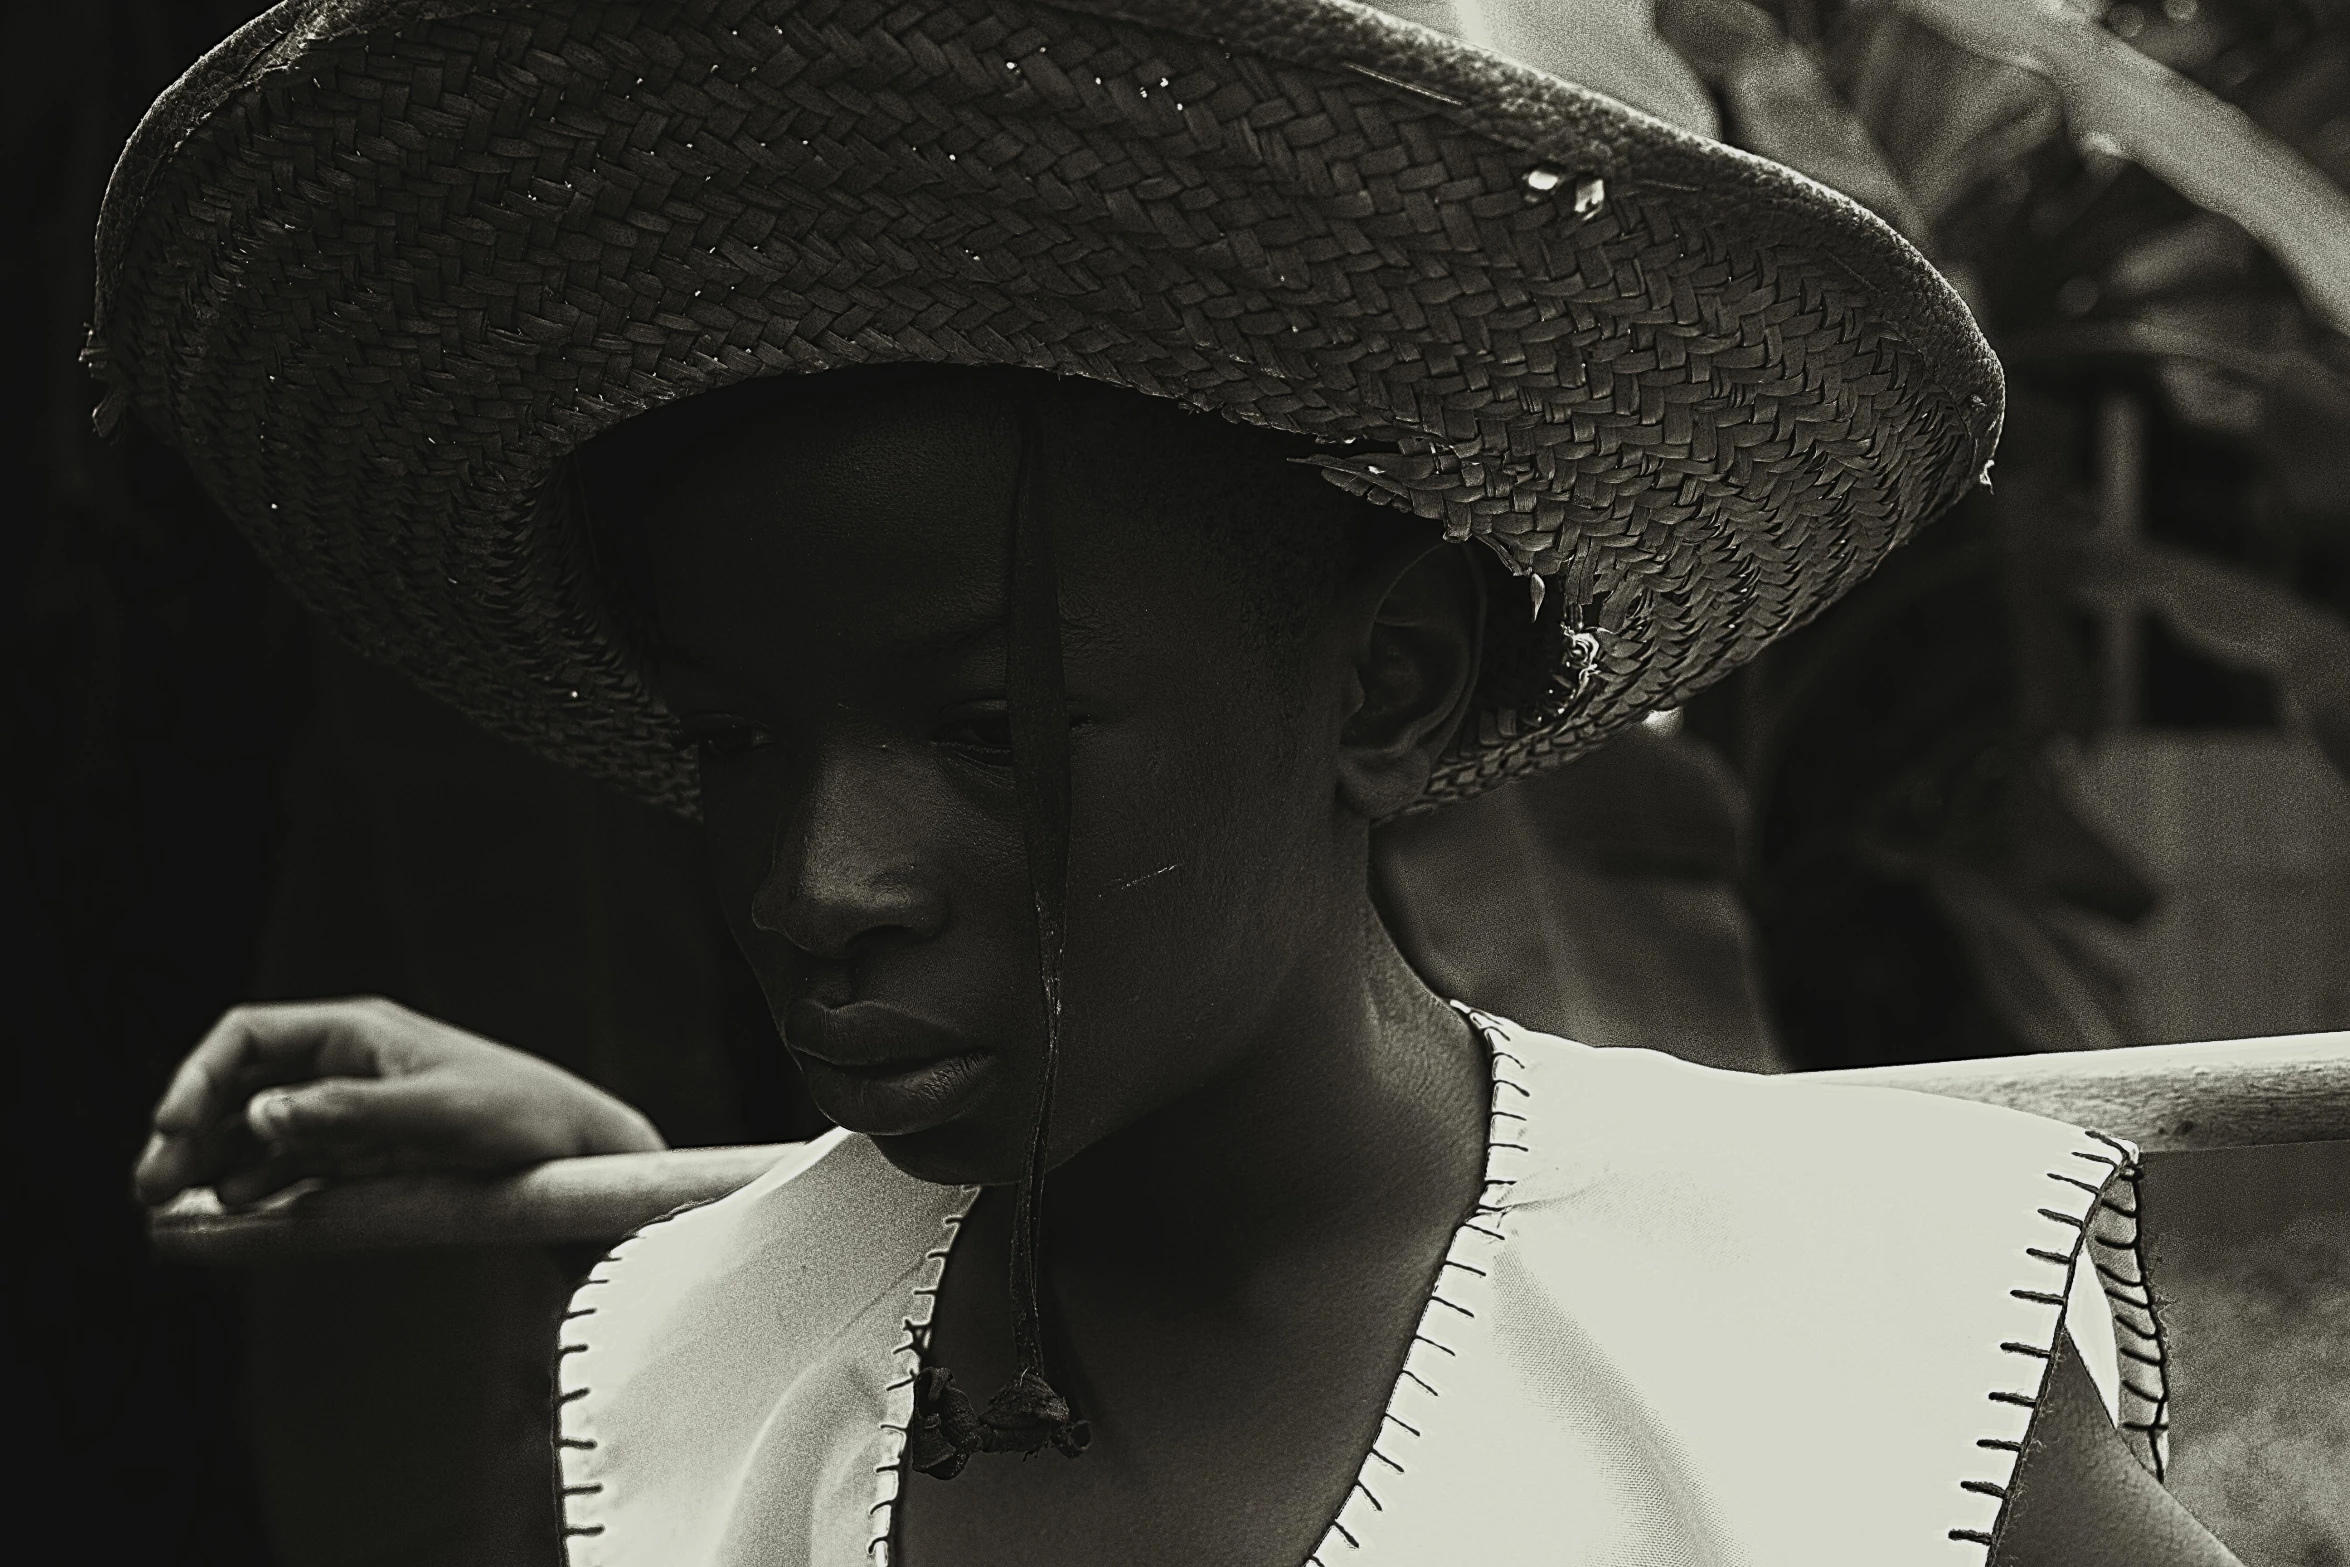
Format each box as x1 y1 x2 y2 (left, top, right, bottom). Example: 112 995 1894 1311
10 6 287 1558
8 7 823 1558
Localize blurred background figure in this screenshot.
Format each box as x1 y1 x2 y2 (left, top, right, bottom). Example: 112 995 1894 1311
12 0 2350 1563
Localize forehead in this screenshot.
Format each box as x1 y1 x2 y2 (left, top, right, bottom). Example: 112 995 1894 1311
633 369 1263 684
646 372 1020 643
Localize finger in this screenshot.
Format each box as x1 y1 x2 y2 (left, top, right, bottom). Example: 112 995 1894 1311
153 1005 323 1133
152 1012 276 1138
152 999 406 1137
244 1075 564 1172
134 1128 203 1206
214 1149 342 1209
214 1151 306 1208
132 1131 186 1206
245 1079 392 1155
134 1102 269 1207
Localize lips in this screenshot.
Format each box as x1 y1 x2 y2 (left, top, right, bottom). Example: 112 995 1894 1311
784 1000 996 1136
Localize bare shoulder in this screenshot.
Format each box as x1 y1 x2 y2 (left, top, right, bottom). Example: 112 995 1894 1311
1992 1326 2241 1567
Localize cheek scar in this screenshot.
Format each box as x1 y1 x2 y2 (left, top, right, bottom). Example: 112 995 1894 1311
1106 862 1184 896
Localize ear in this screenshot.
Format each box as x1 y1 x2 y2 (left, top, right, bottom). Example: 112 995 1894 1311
1336 540 1488 820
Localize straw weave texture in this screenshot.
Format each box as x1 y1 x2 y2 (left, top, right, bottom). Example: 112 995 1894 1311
87 0 2003 815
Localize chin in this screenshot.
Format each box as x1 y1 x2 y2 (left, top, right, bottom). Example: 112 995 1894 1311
866 1120 1033 1188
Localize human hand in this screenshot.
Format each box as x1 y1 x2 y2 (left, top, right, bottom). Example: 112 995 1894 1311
133 997 666 1208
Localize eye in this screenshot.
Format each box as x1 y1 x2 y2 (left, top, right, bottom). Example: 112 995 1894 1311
933 703 1015 760
668 714 778 761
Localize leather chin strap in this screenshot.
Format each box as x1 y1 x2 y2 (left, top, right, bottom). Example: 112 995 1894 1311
906 386 1091 1480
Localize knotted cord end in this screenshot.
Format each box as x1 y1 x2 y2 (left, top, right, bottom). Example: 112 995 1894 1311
908 1365 1091 1480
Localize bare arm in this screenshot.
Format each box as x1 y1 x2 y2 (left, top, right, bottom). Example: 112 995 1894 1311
1992 1323 2241 1567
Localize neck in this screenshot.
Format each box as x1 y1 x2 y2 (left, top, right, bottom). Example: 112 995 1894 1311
1041 899 1488 1283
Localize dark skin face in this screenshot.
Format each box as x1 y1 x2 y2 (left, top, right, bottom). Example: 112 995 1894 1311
647 372 1486 1186
641 368 1497 1565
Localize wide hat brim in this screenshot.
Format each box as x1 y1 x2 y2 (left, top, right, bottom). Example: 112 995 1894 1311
88 0 2002 816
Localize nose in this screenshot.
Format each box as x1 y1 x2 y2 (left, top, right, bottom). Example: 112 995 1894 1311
749 745 949 962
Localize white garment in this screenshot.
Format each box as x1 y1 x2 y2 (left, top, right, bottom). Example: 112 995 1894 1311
555 1013 2168 1566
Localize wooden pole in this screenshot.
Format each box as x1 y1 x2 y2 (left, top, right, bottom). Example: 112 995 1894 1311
1812 1031 2350 1152
149 1032 2350 1261
148 1143 793 1263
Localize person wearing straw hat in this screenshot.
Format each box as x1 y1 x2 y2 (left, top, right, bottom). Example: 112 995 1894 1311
111 0 2242 1562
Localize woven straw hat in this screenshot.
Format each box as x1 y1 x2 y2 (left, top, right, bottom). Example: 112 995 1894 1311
87 0 2002 816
